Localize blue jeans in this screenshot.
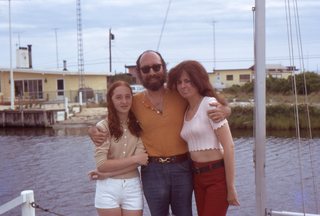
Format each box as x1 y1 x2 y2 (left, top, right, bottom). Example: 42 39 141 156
141 159 193 216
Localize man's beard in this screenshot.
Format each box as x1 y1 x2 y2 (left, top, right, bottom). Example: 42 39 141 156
141 75 166 91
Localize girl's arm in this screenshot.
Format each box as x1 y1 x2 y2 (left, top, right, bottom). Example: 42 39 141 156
215 122 240 206
97 152 148 173
89 164 138 180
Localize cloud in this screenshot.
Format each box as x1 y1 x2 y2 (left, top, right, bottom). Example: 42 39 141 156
0 0 319 72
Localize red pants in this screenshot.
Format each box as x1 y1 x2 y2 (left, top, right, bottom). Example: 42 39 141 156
193 160 229 216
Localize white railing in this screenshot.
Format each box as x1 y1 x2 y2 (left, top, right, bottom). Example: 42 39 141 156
269 210 320 216
0 190 35 216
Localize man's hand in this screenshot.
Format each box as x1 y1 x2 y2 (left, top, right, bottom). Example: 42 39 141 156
207 102 231 122
88 126 108 146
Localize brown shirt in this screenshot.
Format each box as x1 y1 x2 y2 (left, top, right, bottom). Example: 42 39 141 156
132 88 188 157
94 119 145 179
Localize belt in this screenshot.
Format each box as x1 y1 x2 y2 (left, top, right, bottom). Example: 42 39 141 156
192 160 224 174
148 153 189 164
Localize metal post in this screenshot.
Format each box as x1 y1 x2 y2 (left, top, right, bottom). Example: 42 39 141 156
9 0 15 110
109 28 112 73
95 93 99 104
21 190 35 216
64 97 69 118
254 0 266 215
79 91 83 105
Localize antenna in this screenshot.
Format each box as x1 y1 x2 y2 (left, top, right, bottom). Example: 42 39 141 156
76 0 85 88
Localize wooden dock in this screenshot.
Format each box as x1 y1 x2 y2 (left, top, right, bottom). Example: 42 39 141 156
0 109 64 127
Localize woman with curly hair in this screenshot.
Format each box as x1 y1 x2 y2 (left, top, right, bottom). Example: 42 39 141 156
167 60 240 216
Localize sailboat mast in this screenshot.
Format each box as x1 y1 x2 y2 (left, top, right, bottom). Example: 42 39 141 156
254 0 266 215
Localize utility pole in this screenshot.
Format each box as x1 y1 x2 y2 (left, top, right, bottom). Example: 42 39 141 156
212 20 217 70
8 0 14 109
54 28 59 69
109 28 115 74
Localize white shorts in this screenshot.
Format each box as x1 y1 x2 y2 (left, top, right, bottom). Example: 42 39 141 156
95 177 143 210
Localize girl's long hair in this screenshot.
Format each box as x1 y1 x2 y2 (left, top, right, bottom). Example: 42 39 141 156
107 81 142 140
167 60 227 105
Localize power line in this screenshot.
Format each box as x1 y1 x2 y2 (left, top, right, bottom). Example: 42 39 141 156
157 0 172 51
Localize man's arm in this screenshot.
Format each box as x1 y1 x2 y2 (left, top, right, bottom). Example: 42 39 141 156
207 102 231 122
88 126 108 146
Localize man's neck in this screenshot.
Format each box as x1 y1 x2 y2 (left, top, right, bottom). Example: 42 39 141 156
146 86 165 97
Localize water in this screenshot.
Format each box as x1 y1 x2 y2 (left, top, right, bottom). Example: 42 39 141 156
0 127 319 216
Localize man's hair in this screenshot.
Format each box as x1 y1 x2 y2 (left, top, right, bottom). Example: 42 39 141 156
135 50 167 81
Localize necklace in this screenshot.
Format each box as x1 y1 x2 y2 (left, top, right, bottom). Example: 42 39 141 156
142 91 164 115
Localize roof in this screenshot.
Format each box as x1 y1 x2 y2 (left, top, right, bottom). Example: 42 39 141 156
0 67 108 76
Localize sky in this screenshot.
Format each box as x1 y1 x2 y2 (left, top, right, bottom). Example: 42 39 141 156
0 0 319 75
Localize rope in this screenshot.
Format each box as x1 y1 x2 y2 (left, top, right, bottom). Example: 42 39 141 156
31 202 65 216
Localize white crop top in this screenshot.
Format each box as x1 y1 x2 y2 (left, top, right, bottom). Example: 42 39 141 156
180 96 228 152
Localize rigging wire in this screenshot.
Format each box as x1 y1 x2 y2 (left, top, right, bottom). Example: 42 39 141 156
285 0 319 213
156 0 172 51
292 0 319 212
293 0 313 139
284 0 306 213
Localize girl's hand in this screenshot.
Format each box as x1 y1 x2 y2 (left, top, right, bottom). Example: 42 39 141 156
88 170 109 180
134 153 149 166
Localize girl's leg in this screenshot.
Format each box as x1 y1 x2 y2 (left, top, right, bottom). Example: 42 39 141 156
122 209 143 216
97 207 122 216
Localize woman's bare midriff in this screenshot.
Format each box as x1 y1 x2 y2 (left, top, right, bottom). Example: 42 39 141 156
190 148 224 162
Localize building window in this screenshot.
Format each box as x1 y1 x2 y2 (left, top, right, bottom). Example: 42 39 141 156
15 79 43 99
226 75 233 81
271 74 282 78
239 74 251 82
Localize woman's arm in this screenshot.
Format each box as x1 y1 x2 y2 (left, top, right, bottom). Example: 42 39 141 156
215 123 240 206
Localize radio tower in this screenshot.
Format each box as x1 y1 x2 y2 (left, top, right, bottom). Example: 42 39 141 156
76 0 85 88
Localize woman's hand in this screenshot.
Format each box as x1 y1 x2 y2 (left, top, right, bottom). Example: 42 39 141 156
88 170 109 180
227 186 240 206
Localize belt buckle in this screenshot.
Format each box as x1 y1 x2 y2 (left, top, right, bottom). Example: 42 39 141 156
159 157 171 163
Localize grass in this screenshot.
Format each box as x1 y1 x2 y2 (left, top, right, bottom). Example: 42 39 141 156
228 103 320 130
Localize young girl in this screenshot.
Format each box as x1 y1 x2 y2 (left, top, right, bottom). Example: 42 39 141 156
168 60 240 216
89 81 148 216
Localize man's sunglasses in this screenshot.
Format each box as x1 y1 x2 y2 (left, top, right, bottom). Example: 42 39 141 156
140 64 162 74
